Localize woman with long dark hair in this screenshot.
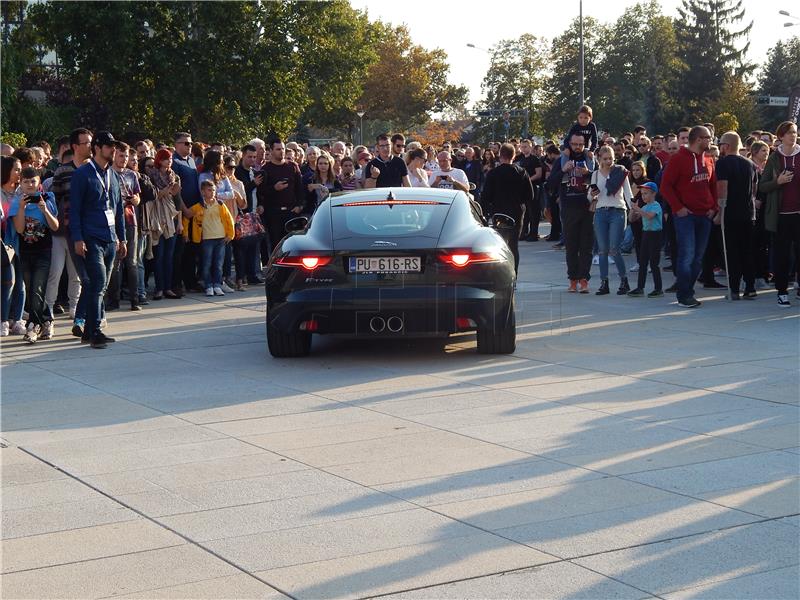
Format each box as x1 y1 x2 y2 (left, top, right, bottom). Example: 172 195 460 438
1 156 25 336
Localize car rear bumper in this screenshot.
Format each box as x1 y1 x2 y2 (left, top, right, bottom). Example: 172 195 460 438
267 285 514 336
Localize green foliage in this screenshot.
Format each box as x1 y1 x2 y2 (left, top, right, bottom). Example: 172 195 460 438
477 34 549 140
758 38 800 132
712 112 739 134
0 132 27 148
540 16 608 138
3 0 394 143
357 22 466 131
675 0 753 121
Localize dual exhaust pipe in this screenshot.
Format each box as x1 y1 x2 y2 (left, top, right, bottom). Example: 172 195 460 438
369 316 404 333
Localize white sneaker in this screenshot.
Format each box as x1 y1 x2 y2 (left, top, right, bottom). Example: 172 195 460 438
629 264 639 272
592 255 599 265
40 321 54 340
1 321 9 337
220 282 235 293
777 294 791 307
10 321 26 335
205 287 215 297
23 323 38 344
213 286 225 296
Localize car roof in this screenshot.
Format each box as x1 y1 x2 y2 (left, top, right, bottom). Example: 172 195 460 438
329 187 461 207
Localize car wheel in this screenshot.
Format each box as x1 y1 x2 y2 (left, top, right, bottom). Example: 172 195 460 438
476 301 516 354
266 319 312 357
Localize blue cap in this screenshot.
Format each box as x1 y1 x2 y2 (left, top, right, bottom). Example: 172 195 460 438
639 181 658 193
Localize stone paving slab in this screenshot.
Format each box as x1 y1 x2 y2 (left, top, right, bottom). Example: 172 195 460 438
1 519 183 574
574 520 800 597
1 543 239 599
2 232 797 598
112 574 289 599
254 534 554 600
382 561 653 599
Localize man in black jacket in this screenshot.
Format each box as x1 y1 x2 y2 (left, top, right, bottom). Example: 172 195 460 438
547 134 596 292
481 143 532 273
514 139 544 241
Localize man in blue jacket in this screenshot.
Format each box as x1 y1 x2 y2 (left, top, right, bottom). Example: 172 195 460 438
171 131 201 292
70 131 125 349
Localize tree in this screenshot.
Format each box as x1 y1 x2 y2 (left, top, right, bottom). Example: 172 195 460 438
540 16 608 138
675 0 753 122
706 74 759 135
758 38 800 131
357 23 467 131
15 1 383 143
477 34 548 140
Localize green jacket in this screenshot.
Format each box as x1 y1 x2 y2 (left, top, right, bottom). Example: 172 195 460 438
759 147 799 233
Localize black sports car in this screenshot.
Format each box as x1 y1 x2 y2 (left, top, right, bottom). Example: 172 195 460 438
265 187 517 357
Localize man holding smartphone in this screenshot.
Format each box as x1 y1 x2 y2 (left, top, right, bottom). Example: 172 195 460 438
256 138 304 252
428 151 469 192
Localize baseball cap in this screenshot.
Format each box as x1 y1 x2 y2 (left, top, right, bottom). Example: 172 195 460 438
639 182 658 193
93 131 116 147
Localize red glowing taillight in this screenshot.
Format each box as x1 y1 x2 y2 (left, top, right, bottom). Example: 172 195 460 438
439 251 500 267
275 255 332 270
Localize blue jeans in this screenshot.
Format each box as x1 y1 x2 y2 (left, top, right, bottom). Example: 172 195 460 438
1 254 24 323
70 239 93 323
137 233 147 298
201 238 226 288
153 234 176 293
82 238 116 337
674 213 712 301
593 207 627 279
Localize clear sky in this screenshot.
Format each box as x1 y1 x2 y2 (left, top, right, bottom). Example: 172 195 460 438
350 0 788 108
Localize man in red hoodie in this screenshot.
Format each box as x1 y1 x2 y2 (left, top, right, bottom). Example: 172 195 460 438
660 126 717 307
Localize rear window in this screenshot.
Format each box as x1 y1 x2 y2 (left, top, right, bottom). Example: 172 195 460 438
332 202 450 237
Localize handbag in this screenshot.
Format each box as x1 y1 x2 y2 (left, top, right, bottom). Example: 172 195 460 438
234 210 265 240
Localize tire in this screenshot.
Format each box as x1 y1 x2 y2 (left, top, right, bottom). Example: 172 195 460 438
476 301 516 354
266 319 312 357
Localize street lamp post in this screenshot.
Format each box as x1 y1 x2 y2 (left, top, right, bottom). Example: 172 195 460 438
579 0 585 107
356 110 365 146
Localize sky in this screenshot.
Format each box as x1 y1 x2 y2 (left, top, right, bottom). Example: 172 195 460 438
349 0 789 108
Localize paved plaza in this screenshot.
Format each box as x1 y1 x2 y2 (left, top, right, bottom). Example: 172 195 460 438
2 237 799 599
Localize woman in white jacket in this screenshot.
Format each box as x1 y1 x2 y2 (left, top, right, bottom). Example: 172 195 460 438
589 145 633 295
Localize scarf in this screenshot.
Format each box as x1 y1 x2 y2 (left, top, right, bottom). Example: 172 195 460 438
148 167 177 191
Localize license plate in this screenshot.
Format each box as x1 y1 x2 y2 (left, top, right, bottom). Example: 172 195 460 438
349 256 421 273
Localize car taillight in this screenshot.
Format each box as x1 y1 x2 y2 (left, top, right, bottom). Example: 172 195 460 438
275 255 332 270
439 251 500 267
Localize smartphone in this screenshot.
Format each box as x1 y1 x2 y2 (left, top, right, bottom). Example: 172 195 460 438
25 192 43 203
589 184 600 192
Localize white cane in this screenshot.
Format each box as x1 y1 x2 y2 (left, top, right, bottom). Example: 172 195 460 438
718 198 733 301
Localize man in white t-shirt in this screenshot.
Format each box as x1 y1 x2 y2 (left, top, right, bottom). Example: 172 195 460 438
428 151 470 192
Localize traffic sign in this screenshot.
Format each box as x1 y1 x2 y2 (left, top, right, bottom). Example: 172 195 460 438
756 96 789 106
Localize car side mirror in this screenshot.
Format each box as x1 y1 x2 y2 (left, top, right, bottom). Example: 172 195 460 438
491 213 516 230
284 216 309 232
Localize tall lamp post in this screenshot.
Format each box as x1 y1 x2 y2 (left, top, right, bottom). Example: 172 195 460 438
356 109 365 146
579 0 585 107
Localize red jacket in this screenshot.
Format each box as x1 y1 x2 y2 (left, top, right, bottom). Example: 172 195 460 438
660 146 716 215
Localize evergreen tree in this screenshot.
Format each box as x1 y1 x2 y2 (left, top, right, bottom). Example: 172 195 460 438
675 0 753 122
758 38 800 131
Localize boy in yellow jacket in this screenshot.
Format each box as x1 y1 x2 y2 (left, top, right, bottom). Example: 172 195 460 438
180 180 235 296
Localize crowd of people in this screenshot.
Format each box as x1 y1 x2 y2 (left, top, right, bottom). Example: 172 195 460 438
1 111 797 347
